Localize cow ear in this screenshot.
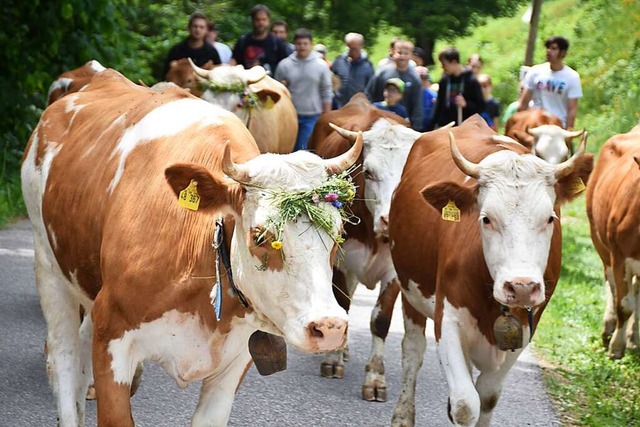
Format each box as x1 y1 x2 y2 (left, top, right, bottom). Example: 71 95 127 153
254 88 281 105
512 130 533 149
420 181 478 215
555 153 594 204
165 163 244 213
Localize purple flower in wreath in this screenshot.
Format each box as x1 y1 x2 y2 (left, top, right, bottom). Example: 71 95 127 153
332 200 343 209
324 192 338 202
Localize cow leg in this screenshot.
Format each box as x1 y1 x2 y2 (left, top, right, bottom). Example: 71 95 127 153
438 313 479 426
391 295 427 427
474 349 522 427
92 294 135 427
321 269 357 378
34 247 83 427
78 313 94 410
626 273 639 351
608 258 633 359
601 269 616 348
363 277 400 402
192 353 253 426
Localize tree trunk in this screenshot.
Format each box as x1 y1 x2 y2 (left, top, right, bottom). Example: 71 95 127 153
524 0 543 66
414 34 436 66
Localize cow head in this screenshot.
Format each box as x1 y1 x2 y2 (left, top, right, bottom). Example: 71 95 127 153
331 120 424 237
189 60 282 122
165 58 215 97
165 132 364 353
421 132 593 308
524 125 585 164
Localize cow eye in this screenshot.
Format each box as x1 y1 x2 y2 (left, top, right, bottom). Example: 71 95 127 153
364 169 375 180
482 216 491 225
251 227 267 246
547 216 555 224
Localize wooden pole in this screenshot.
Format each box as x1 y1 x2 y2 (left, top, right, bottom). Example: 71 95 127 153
524 0 543 66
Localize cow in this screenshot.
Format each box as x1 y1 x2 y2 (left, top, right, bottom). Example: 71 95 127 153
183 60 298 154
586 125 640 359
388 115 593 426
46 60 106 105
21 66 362 426
165 57 215 97
505 108 584 164
308 93 441 402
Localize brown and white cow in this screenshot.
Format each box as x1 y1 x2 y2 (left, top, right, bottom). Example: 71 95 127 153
46 60 106 105
165 57 215 97
184 61 298 154
505 108 584 164
21 67 361 426
308 93 433 401
586 125 640 359
388 116 592 426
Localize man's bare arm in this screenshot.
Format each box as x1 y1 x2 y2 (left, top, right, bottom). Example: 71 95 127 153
566 98 579 129
517 88 533 112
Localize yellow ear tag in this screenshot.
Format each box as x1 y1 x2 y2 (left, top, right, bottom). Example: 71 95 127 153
570 177 586 195
264 95 275 109
442 200 461 222
178 179 200 211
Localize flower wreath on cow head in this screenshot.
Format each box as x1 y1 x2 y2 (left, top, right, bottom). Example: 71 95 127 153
190 60 281 110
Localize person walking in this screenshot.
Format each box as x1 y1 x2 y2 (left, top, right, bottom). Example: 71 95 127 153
415 66 438 131
518 36 582 129
230 4 290 74
365 39 423 130
429 46 484 129
163 12 221 78
275 28 332 151
206 22 232 64
330 32 374 108
478 73 501 131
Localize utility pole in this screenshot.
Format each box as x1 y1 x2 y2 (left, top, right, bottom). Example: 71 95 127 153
524 0 543 66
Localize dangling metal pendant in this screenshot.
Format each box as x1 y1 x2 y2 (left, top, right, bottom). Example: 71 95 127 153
493 312 523 352
248 331 288 376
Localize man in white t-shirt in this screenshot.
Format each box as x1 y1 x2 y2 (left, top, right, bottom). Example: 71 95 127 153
518 36 582 129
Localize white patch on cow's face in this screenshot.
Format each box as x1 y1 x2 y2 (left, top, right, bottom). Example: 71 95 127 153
475 151 558 308
362 119 421 236
201 91 241 113
107 98 232 192
531 125 569 165
230 151 348 353
200 65 265 116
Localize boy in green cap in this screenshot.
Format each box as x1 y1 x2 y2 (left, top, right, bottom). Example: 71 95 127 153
373 77 409 120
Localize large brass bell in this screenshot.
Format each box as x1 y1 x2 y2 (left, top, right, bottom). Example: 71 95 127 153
248 330 288 376
493 313 523 351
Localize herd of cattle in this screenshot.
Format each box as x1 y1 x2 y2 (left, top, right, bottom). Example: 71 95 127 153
21 60 638 426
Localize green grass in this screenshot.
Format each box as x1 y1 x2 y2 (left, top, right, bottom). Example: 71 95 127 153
533 197 640 426
0 178 26 228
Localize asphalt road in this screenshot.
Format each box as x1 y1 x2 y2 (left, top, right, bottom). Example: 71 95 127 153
0 220 560 426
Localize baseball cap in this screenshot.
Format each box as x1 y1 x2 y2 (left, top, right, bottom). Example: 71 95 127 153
385 77 405 93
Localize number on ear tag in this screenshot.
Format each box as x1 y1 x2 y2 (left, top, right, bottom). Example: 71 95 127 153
442 200 461 222
570 177 586 195
178 179 201 211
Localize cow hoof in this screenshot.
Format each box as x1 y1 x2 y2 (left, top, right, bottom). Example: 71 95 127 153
602 333 612 348
608 348 625 360
342 345 350 362
320 362 344 378
85 384 96 400
362 385 387 402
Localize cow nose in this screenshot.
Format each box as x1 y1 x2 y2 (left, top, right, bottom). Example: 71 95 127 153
307 317 348 353
502 279 543 307
376 214 390 236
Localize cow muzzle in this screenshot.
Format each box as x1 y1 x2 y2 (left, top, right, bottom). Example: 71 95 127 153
306 317 348 353
498 278 544 307
374 214 390 238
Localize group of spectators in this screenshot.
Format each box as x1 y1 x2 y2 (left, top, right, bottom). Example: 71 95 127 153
164 5 582 151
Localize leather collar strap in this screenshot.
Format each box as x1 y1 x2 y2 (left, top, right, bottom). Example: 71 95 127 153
213 218 249 311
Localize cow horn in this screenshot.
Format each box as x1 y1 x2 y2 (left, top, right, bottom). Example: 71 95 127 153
245 66 267 84
555 132 588 179
329 122 360 144
221 142 251 183
562 128 585 139
526 125 540 137
449 132 481 179
441 121 456 130
323 131 364 175
188 58 212 79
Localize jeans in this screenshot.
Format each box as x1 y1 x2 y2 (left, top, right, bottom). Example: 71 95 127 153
294 114 320 152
